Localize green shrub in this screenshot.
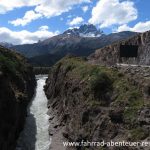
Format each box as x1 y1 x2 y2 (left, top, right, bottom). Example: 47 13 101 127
0 55 17 76
90 72 113 100
130 127 148 140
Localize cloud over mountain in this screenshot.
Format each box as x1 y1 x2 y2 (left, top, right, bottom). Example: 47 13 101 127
89 0 137 28
117 21 150 32
68 17 84 26
0 26 59 44
9 10 42 26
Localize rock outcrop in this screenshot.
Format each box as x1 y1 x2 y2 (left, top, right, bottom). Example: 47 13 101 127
88 30 150 66
45 56 150 150
0 45 36 150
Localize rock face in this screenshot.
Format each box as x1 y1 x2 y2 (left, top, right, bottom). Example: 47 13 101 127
45 56 150 150
0 45 36 150
89 30 150 66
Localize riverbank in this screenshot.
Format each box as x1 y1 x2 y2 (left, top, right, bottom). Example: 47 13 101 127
16 75 50 150
44 56 150 150
0 46 36 150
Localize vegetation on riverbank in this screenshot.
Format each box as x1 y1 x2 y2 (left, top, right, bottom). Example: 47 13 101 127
45 56 149 150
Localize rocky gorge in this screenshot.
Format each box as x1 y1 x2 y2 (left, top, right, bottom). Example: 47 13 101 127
44 55 150 150
0 45 36 150
0 28 149 150
89 30 150 66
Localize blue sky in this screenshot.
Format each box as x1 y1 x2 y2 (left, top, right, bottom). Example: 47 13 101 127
0 0 149 44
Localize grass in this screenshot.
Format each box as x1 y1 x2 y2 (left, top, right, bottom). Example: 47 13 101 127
0 55 18 76
54 56 145 126
0 47 27 77
48 56 148 143
130 127 148 140
113 78 144 125
88 100 103 107
90 71 112 99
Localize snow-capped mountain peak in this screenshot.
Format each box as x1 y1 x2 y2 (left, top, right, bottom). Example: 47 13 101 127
63 24 104 37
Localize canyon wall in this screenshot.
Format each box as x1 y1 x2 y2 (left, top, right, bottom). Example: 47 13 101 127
0 45 36 150
45 56 150 150
88 30 150 66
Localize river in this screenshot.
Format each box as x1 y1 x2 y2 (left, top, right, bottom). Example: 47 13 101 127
16 75 50 150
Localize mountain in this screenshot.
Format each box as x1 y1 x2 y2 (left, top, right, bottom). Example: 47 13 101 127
11 24 137 66
28 53 61 67
0 45 35 149
63 24 104 37
0 42 14 48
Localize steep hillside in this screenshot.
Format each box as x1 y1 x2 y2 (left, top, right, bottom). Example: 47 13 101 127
0 45 36 150
28 53 61 67
89 30 150 66
0 42 14 48
45 56 150 150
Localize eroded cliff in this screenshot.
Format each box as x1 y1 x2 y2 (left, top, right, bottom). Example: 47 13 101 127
45 56 150 150
0 45 36 150
88 30 150 66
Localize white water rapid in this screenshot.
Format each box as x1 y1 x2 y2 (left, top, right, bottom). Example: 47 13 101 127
16 75 50 150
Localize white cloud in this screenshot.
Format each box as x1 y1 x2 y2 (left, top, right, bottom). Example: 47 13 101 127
9 10 42 26
82 6 89 12
39 25 49 31
117 21 150 32
68 26 79 30
68 17 84 26
0 26 59 45
34 0 90 18
116 24 131 32
67 15 73 18
2 0 90 26
0 0 42 14
89 0 138 28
